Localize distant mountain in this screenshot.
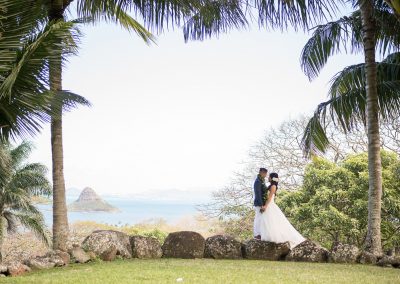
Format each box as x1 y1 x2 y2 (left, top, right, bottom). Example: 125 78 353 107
68 187 119 212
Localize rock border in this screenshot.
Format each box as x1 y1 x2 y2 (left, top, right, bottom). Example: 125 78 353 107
1 231 398 278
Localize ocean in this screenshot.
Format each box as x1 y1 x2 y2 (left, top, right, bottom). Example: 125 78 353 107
37 195 202 226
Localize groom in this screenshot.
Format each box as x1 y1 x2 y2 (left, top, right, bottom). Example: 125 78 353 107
253 167 268 240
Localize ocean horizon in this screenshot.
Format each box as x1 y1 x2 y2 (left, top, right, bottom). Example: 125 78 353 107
38 193 209 226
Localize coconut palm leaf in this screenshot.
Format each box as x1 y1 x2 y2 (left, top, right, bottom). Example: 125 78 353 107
0 0 90 141
76 0 249 41
301 6 400 80
183 0 248 41
76 0 342 41
254 0 342 31
0 142 51 246
75 0 155 43
0 90 90 141
3 210 50 245
302 53 400 156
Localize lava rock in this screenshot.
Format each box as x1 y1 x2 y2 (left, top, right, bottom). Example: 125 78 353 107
162 231 205 259
69 246 91 263
243 239 290 260
329 243 360 263
204 235 243 259
100 245 117 261
130 236 162 259
7 261 31 277
82 230 132 259
286 240 329 262
357 251 377 265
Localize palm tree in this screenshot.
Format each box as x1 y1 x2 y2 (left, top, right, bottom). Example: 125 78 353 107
300 1 400 254
0 0 90 252
0 141 52 261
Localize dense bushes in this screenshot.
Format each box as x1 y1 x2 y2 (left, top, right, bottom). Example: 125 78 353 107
278 150 400 250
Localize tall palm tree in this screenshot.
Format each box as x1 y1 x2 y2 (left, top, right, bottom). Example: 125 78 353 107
0 141 52 261
0 0 90 252
300 1 400 254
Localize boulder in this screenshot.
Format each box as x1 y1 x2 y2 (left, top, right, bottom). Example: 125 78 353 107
24 250 68 270
286 240 329 262
25 258 55 270
100 245 117 261
377 255 400 268
243 239 290 260
69 246 91 263
46 250 71 266
329 243 360 263
130 236 162 259
162 231 205 259
82 230 132 259
204 235 242 259
358 251 377 265
7 261 31 277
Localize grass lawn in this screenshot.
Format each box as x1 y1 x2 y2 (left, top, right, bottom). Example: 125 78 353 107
0 259 399 284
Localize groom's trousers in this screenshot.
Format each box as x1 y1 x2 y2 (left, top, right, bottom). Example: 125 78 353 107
253 206 262 236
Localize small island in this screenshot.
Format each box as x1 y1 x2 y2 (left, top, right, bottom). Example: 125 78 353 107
68 187 120 213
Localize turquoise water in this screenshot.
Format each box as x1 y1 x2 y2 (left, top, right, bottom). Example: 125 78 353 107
38 196 200 225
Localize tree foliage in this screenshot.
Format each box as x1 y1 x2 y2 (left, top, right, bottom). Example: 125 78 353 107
278 150 400 250
0 141 51 260
200 116 400 243
0 0 90 141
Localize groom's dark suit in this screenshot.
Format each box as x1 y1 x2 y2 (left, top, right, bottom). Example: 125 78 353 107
254 177 266 207
253 176 266 237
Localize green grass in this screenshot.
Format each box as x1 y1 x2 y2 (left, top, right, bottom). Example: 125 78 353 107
1 259 399 284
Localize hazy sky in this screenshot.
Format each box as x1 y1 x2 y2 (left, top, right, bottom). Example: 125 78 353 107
29 18 363 198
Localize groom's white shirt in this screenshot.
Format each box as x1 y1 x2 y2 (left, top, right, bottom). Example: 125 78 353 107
253 206 262 236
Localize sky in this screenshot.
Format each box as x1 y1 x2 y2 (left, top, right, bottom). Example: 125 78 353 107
29 14 364 199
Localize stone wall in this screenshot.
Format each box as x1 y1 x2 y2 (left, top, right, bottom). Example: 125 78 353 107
1 230 398 277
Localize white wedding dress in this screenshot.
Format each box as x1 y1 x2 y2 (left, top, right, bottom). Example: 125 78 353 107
260 193 305 248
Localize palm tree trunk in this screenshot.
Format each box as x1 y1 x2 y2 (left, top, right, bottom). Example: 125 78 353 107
49 1 69 252
0 217 3 262
359 0 383 256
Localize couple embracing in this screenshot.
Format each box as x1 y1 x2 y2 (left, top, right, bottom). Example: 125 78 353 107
253 168 305 248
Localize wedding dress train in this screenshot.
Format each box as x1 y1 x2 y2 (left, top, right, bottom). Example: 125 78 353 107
260 193 305 248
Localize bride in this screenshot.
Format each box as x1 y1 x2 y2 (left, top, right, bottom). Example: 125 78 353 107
260 172 305 248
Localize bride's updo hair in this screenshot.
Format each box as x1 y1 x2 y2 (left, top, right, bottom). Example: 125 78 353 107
269 172 279 188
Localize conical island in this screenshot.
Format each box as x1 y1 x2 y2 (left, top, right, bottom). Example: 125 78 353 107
68 187 119 212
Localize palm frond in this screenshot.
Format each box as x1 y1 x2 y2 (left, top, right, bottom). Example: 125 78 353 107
301 112 330 156
0 2 87 141
254 0 343 31
300 7 400 80
5 210 50 246
300 13 362 80
0 143 11 186
302 53 400 157
183 0 248 41
76 0 155 42
8 163 52 197
0 90 91 141
9 141 34 170
0 19 81 99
